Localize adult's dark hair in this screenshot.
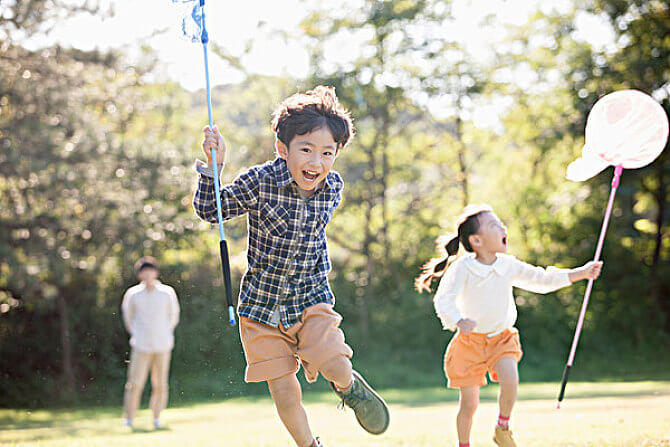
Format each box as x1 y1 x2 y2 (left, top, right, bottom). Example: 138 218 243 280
134 256 159 275
271 85 354 149
414 204 493 293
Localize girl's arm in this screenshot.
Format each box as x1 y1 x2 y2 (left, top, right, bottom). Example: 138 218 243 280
511 257 573 294
433 259 467 331
568 261 603 282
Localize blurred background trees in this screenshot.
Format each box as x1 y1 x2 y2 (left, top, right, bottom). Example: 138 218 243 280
1 0 668 407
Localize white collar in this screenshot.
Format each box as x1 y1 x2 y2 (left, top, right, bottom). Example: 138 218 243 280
139 280 162 291
463 253 511 278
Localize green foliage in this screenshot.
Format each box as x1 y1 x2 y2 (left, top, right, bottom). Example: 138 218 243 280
1 0 669 408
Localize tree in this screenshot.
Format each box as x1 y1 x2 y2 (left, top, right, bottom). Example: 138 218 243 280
0 43 182 396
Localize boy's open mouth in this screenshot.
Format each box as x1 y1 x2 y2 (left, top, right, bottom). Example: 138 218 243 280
302 170 320 182
502 235 507 245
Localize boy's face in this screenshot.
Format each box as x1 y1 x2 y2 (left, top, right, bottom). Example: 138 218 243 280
276 126 339 192
469 211 508 254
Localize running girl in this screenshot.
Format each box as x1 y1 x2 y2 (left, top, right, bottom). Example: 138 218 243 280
415 204 602 447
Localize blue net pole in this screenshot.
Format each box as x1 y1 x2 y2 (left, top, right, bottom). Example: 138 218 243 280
198 0 236 326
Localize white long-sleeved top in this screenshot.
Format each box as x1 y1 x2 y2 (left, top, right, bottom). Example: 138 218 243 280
433 253 572 334
121 281 180 352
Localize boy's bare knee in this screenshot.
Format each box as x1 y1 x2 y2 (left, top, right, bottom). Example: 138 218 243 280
125 382 135 391
268 374 301 410
319 356 352 383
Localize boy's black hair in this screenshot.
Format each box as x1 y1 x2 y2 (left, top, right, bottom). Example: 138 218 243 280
271 85 354 150
134 256 158 275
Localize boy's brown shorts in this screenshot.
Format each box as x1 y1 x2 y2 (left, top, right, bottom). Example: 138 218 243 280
444 328 523 388
239 303 353 383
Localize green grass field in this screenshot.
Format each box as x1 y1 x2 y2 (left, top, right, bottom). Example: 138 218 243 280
1 381 669 446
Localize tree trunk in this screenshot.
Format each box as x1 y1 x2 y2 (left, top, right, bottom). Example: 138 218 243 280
380 111 391 264
56 293 76 397
358 141 375 336
455 105 469 208
649 160 668 331
378 35 391 265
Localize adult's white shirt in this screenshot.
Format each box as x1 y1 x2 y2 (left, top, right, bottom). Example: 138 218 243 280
121 281 180 352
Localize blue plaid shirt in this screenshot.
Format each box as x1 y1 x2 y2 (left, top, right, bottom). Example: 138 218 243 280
193 157 343 328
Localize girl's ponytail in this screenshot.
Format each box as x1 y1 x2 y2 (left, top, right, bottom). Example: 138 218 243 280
415 203 493 293
446 235 460 257
414 235 460 293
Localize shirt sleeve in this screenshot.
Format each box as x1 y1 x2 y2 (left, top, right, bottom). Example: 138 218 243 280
121 290 133 334
168 287 180 330
192 160 261 223
433 259 466 331
511 257 572 294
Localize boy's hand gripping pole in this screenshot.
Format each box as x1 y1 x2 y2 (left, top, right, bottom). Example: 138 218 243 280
199 0 236 326
557 164 623 407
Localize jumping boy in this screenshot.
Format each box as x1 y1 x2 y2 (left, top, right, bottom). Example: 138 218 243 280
193 86 390 447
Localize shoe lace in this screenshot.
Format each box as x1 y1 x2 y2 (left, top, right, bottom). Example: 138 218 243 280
339 383 372 411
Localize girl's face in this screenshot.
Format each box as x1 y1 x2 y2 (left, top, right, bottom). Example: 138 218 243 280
469 211 508 254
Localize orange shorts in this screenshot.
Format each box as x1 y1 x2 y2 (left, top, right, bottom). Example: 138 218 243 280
239 303 353 383
444 328 523 388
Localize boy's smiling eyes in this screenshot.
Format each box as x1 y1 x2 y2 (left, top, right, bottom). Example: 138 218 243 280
293 138 337 154
299 146 335 157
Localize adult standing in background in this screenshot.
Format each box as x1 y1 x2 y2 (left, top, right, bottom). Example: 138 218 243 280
121 256 180 429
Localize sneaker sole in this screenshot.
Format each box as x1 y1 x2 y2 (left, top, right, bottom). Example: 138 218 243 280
351 370 390 435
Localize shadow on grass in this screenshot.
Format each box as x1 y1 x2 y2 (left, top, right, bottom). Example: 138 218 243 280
2 381 668 437
296 380 670 408
0 418 171 444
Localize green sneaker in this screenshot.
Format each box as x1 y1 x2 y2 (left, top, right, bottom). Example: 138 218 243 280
330 370 390 435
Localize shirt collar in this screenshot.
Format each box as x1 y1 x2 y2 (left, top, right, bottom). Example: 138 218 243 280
272 157 294 188
271 157 336 191
139 280 162 291
463 254 511 278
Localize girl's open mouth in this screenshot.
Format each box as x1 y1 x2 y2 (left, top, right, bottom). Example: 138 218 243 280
502 236 507 245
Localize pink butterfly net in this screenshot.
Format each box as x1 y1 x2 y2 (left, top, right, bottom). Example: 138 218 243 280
558 89 668 407
567 89 669 181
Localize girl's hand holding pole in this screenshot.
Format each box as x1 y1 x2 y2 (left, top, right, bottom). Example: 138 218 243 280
569 261 603 283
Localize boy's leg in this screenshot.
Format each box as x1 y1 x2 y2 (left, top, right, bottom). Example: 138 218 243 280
149 351 172 423
268 373 316 447
123 349 151 424
239 317 316 446
457 386 479 445
319 356 353 391
297 303 389 435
